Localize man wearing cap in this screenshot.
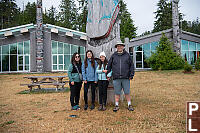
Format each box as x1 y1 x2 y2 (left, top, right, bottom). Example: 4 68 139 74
107 41 135 112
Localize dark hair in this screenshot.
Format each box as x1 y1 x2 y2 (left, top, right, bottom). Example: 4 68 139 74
71 52 82 65
99 57 108 70
84 50 95 68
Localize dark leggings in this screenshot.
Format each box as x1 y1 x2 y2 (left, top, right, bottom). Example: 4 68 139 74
98 80 109 105
84 81 96 105
69 82 82 107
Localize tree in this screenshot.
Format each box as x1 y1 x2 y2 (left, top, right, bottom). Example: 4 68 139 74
57 0 78 30
146 33 184 70
182 18 200 35
153 0 183 33
43 6 57 25
22 2 37 24
119 0 137 42
0 0 20 29
77 0 88 32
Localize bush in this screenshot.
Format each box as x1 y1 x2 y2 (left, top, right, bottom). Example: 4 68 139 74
195 57 200 70
146 33 185 70
184 62 193 72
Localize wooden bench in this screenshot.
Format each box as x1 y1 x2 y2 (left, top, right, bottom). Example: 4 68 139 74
20 76 68 91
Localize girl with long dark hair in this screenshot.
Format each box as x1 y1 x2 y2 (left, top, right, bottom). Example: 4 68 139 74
82 50 98 110
68 52 82 110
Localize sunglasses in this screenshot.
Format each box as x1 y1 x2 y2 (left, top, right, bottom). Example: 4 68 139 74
75 56 80 58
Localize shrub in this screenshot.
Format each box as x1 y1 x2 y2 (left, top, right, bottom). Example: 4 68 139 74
184 62 193 72
146 33 185 70
195 57 200 70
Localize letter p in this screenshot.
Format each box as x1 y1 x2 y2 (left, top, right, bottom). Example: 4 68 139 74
189 103 199 115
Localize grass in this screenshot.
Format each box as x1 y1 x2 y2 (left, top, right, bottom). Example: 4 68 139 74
0 71 200 132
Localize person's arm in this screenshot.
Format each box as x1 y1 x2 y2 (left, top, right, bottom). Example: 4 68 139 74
82 62 87 81
96 65 103 73
107 70 112 78
107 55 113 73
94 61 98 82
129 55 135 79
68 64 74 82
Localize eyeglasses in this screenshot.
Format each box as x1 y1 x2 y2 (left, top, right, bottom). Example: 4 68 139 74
75 56 80 58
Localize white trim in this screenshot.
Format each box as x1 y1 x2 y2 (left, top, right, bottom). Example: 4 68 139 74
0 23 34 32
66 32 73 37
46 24 86 35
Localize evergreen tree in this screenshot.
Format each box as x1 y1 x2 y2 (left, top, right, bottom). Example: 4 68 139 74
77 0 88 32
182 18 200 35
57 0 78 30
0 0 20 29
119 0 137 42
22 2 37 24
43 6 57 25
147 33 184 70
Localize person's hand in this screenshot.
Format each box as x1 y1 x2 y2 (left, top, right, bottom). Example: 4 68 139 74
71 82 75 85
84 81 87 83
129 77 133 80
107 77 111 81
94 81 97 84
103 70 108 73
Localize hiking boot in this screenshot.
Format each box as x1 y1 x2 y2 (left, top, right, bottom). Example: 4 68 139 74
98 104 103 111
90 104 95 110
84 104 88 110
128 105 134 111
75 105 80 110
72 106 78 110
102 105 106 111
113 105 119 112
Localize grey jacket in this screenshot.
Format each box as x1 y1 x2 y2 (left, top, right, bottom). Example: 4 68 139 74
107 50 135 80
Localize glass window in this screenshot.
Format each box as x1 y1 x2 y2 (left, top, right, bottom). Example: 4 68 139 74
181 51 189 61
189 41 196 51
151 42 159 51
0 55 1 72
64 55 71 70
143 43 150 51
59 65 63 70
71 45 78 54
2 45 9 54
58 42 63 54
10 43 17 54
189 51 196 65
53 65 57 70
64 43 70 54
59 55 63 64
80 55 85 61
80 46 85 55
53 55 57 64
143 51 150 59
181 40 189 51
24 41 30 54
196 43 200 51
135 46 142 51
2 55 9 71
18 42 23 54
18 56 23 65
52 41 58 54
25 65 29 71
10 55 17 71
25 56 29 65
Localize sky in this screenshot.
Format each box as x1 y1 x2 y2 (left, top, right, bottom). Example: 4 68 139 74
16 0 200 35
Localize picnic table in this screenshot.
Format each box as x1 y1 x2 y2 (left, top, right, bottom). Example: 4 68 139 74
20 76 68 91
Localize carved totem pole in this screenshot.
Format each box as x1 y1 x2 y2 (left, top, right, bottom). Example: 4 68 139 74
86 0 121 103
172 0 181 55
36 0 44 72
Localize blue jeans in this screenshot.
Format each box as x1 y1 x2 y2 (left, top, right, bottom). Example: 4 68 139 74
113 79 130 95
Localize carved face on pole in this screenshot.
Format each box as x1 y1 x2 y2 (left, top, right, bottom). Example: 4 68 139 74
86 0 120 39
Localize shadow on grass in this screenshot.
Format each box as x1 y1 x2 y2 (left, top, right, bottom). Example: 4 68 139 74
17 87 70 94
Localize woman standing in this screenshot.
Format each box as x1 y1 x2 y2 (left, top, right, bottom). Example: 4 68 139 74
68 52 82 110
96 52 112 111
82 50 98 110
